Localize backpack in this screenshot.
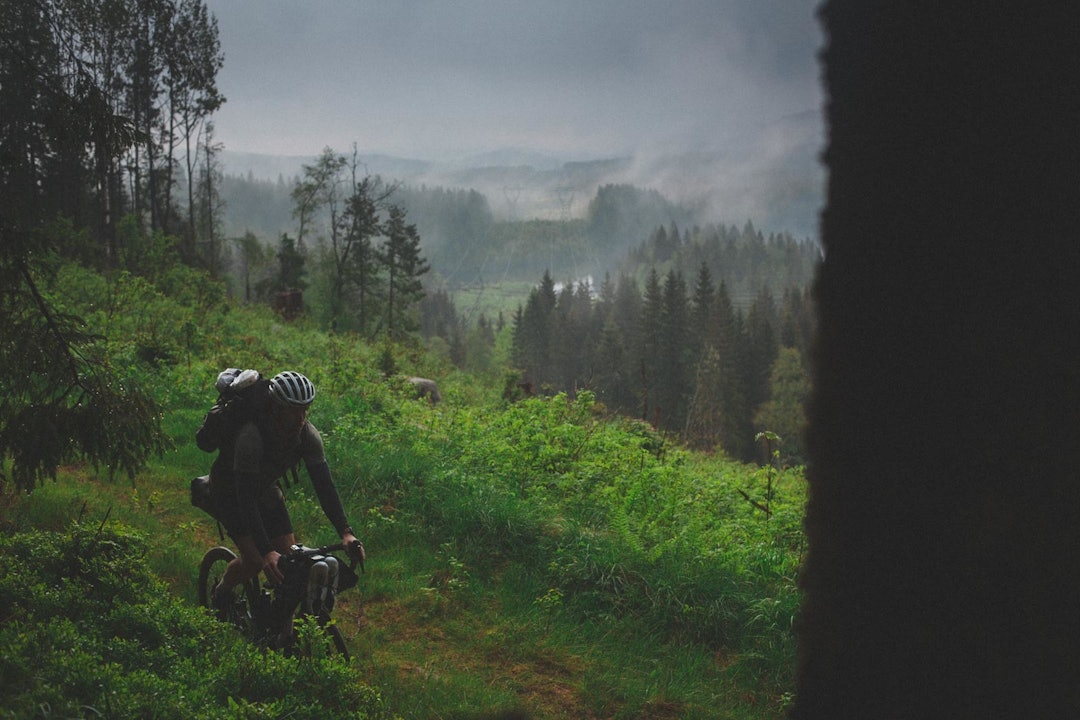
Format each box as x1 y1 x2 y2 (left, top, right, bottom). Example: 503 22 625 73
191 369 301 526
195 368 272 454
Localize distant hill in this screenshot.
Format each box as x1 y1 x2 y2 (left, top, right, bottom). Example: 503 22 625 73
219 111 824 242
220 150 433 183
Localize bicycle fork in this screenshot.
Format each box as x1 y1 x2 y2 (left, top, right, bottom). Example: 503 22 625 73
260 555 342 651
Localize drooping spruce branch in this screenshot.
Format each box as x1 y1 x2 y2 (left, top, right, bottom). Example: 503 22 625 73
2 259 170 492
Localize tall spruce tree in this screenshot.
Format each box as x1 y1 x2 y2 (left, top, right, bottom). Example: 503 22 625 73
656 269 691 432
780 285 815 361
638 268 664 423
276 233 306 292
551 280 594 394
593 319 634 413
745 289 780 418
168 0 225 245
685 280 750 456
753 346 810 464
343 178 384 333
511 270 557 390
379 203 429 337
684 347 730 452
464 313 496 374
690 260 716 362
592 273 638 414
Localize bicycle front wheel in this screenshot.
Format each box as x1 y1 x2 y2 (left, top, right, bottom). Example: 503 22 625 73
197 546 235 609
197 546 258 631
326 621 350 660
280 616 351 660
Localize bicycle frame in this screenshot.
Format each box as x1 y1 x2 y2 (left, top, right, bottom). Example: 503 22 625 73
198 542 359 658
260 545 349 646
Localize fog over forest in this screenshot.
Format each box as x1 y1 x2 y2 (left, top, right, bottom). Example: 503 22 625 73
221 105 821 244
206 0 825 246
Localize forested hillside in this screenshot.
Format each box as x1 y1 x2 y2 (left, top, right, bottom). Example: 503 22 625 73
509 268 814 462
218 167 818 294
213 163 819 463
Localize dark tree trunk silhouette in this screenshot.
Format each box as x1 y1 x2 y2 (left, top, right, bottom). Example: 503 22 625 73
796 3 1080 718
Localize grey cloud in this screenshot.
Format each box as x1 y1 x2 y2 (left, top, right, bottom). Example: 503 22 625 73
204 0 823 158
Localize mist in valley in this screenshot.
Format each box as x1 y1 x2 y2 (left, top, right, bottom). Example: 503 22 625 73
217 104 822 291
221 104 821 237
206 0 825 287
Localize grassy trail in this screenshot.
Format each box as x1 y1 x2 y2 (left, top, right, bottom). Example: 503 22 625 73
6 469 778 719
3 382 800 719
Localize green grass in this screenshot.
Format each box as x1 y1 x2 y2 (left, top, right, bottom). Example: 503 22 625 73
451 279 536 322
0 521 396 720
3 287 803 719
5 439 802 719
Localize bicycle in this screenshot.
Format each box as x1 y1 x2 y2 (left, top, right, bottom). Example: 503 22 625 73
197 541 362 659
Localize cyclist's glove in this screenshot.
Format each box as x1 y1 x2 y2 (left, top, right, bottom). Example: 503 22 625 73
347 538 366 573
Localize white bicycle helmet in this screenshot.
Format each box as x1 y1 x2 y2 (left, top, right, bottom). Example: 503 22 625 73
268 371 316 407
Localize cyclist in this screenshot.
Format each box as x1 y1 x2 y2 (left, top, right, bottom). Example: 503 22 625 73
208 370 364 614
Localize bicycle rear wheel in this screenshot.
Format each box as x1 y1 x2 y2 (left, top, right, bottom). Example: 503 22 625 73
197 546 258 631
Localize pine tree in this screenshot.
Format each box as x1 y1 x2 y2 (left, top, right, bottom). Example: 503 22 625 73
638 268 664 423
379 203 429 337
193 121 225 274
684 347 735 453
656 269 691 432
464 313 496 374
593 320 634 413
593 273 639 414
684 280 750 456
293 152 395 334
780 285 815 360
551 280 595 395
612 273 641 351
511 270 557 390
745 289 780 417
276 233 306 291
419 288 459 341
753 347 810 464
167 0 225 242
690 260 716 360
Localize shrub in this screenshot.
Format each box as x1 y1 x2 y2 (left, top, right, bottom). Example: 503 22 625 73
0 522 398 719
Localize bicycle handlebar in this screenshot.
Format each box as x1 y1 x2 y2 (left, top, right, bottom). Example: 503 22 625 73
285 540 365 573
290 543 345 555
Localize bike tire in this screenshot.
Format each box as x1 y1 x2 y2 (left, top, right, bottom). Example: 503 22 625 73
276 615 351 660
197 546 258 631
326 622 350 660
197 546 235 608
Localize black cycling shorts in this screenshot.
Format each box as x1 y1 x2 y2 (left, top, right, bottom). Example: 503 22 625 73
210 480 293 544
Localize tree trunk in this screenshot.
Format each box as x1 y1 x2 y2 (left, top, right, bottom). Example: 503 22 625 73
795 3 1080 718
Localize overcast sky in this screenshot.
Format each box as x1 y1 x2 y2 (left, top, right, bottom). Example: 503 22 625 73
203 0 825 162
